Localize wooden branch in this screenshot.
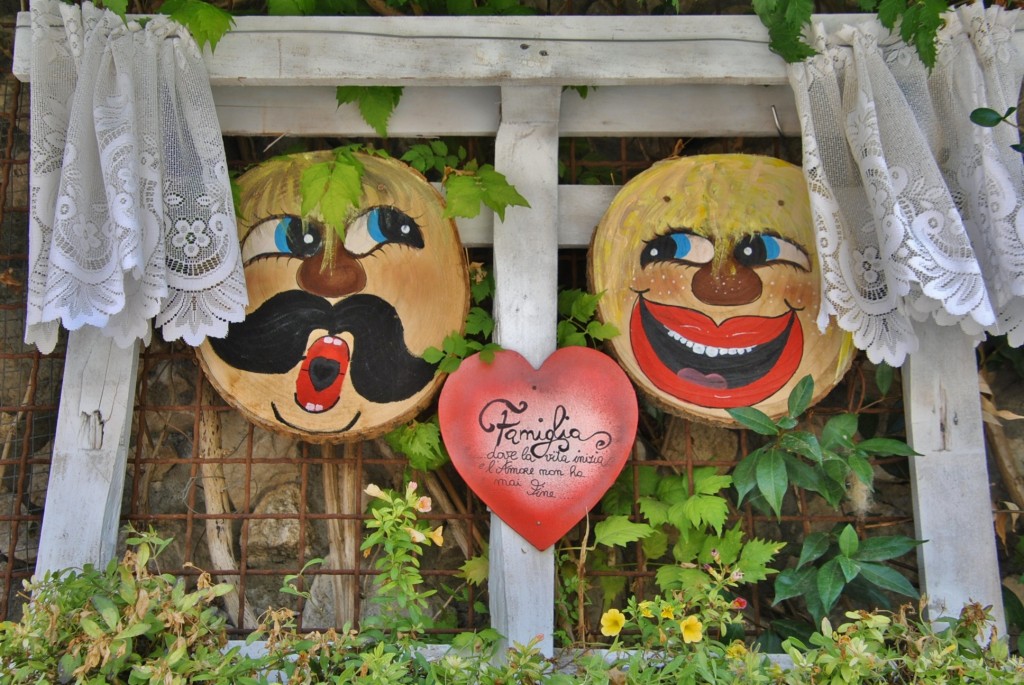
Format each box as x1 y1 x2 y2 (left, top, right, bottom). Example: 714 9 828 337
322 443 361 627
198 383 258 629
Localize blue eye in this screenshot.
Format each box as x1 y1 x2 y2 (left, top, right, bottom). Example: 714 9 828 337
670 233 691 259
734 233 809 270
274 217 293 253
762 235 781 261
641 230 714 268
241 214 322 263
344 206 425 256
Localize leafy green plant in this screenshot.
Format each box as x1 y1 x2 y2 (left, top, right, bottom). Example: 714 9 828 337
556 289 620 348
597 465 782 596
774 523 921 624
384 415 451 471
361 481 445 639
0 527 267 684
729 375 918 519
753 0 951 68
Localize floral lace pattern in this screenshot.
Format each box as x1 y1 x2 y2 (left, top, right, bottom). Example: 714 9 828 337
787 4 1024 366
28 0 246 352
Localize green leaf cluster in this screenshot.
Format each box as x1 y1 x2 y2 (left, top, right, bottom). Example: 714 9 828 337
336 86 405 138
729 375 918 520
868 0 949 70
361 482 443 638
402 140 468 177
159 0 235 52
775 524 921 623
556 289 619 349
752 0 816 63
599 466 782 596
298 145 367 241
443 164 530 221
0 527 264 684
384 416 450 471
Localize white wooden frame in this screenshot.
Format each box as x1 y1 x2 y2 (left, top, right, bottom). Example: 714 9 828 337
14 11 1016 650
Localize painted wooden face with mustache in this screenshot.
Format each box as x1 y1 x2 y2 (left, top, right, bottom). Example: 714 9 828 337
197 152 469 441
590 155 849 425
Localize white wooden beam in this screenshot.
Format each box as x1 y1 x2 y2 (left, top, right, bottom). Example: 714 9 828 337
207 84 800 138
20 14 1023 87
490 85 561 657
35 329 140 574
903 322 1005 633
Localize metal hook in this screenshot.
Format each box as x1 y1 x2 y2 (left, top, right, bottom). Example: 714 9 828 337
770 105 784 140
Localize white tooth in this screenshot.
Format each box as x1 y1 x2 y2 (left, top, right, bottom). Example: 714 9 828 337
333 338 343 346
323 336 334 344
746 346 754 354
305 402 316 411
692 343 706 355
315 404 324 412
706 347 719 358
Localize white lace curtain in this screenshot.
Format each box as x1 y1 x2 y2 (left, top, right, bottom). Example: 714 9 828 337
27 0 247 353
788 2 1024 367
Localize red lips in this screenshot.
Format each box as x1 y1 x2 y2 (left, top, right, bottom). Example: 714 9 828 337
295 335 350 414
630 298 803 408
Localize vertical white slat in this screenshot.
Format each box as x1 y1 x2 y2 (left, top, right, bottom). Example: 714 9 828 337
489 85 561 657
903 322 1005 633
35 329 140 573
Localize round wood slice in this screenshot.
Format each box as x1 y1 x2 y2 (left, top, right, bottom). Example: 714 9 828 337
197 151 469 442
589 154 851 426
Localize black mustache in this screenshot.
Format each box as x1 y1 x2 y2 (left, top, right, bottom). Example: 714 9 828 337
208 291 437 404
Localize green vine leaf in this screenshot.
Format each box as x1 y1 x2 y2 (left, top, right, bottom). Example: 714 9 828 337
737 538 785 582
159 0 236 52
755 448 788 518
852 535 922 562
336 86 404 138
796 532 830 570
787 375 814 418
593 516 655 547
858 561 919 597
837 524 859 558
102 0 129 22
816 557 846 614
385 417 450 471
443 165 530 221
752 0 817 63
299 148 364 239
727 406 779 436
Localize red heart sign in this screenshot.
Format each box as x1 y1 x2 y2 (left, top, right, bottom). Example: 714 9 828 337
439 347 638 550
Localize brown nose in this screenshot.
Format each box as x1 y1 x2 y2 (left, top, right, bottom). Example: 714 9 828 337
691 261 762 306
297 247 366 298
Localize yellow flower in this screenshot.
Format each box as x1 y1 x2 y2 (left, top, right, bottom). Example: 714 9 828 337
600 608 626 637
364 483 385 499
415 496 432 513
680 615 703 644
429 526 444 546
406 527 426 543
725 640 748 659
638 601 654 618
660 605 675 619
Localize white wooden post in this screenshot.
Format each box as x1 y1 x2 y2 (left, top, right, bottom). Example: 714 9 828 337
490 85 561 656
903 321 1005 633
35 329 140 573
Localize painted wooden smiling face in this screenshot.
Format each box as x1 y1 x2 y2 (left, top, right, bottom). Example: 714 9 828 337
590 155 849 424
197 152 469 441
